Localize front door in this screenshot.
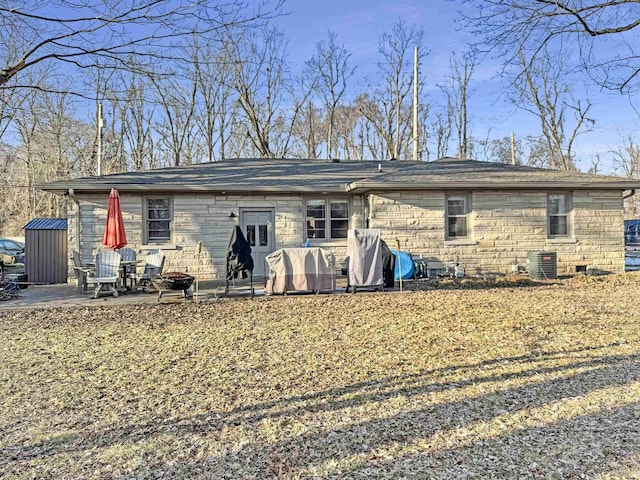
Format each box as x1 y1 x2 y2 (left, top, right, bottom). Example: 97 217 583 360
241 210 274 277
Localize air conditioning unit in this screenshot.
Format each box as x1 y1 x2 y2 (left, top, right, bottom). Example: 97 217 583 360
528 251 557 279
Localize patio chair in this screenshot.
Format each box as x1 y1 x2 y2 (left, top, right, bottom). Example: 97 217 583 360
0 258 20 299
93 250 121 298
132 249 165 291
117 247 137 262
72 250 95 293
117 247 138 290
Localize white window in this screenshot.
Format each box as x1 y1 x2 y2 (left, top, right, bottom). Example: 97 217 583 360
145 197 172 243
306 199 349 240
548 193 571 237
446 193 470 239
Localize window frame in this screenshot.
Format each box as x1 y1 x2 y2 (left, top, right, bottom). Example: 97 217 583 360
143 196 173 245
547 192 572 238
305 198 349 241
445 193 471 240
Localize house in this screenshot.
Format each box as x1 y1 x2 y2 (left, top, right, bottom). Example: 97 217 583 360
39 157 640 280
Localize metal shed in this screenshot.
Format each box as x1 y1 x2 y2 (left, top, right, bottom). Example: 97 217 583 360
24 218 68 284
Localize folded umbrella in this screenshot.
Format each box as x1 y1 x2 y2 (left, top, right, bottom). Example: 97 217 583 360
102 188 127 250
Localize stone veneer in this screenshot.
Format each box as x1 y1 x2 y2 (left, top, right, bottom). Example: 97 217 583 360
67 189 624 281
367 189 625 275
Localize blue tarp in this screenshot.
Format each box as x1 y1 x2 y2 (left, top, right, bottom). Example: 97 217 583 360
625 219 640 247
391 249 414 280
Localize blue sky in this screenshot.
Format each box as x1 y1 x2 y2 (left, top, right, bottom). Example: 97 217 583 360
272 0 640 173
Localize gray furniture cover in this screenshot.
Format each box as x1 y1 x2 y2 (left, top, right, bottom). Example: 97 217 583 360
347 228 383 287
265 247 335 294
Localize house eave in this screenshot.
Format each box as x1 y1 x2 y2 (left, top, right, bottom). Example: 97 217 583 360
345 181 640 193
39 183 349 196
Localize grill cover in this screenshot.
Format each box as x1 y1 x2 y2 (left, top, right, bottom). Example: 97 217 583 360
265 247 335 294
226 226 254 280
347 229 384 287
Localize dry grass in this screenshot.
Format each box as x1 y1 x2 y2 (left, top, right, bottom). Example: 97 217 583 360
1 273 640 479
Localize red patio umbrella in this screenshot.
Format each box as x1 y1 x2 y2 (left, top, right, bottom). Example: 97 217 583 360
102 188 127 249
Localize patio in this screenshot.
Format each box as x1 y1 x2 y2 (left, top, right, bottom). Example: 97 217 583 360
0 279 260 310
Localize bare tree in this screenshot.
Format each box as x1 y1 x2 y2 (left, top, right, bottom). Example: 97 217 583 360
150 72 198 167
513 50 594 170
489 135 525 165
306 31 356 159
222 25 295 158
332 102 365 160
611 135 640 178
112 69 157 171
359 21 425 160
291 98 323 159
191 38 234 162
463 0 640 93
0 0 284 93
440 50 477 159
429 109 454 160
611 135 640 216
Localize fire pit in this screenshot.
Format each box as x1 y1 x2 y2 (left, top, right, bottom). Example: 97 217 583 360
151 272 194 301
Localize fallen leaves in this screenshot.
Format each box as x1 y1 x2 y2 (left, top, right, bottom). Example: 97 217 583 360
1 273 640 478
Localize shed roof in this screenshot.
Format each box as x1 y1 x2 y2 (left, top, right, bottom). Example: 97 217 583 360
23 218 68 230
38 157 640 195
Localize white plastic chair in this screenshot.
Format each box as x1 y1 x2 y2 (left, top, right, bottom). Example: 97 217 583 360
132 249 164 291
72 250 95 293
93 250 121 298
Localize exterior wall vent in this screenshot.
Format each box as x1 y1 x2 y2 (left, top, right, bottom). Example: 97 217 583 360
528 251 557 279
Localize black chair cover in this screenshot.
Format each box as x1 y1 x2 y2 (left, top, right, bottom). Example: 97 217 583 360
226 225 254 280
380 240 396 288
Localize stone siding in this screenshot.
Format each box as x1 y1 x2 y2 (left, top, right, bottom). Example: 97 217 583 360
67 193 362 281
368 190 624 275
67 189 624 282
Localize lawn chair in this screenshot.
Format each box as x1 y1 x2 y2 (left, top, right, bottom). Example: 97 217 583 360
117 247 137 262
72 250 95 293
93 250 121 298
0 258 20 300
132 249 165 291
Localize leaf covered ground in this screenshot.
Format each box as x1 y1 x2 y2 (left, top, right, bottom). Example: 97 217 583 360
1 273 640 479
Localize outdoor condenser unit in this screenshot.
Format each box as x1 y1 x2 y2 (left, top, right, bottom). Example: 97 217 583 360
527 251 557 279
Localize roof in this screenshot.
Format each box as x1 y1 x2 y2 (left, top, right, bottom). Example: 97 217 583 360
24 218 68 230
38 157 640 195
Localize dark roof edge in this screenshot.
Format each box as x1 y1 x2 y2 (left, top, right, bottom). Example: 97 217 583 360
346 181 640 193
38 184 350 195
39 180 640 196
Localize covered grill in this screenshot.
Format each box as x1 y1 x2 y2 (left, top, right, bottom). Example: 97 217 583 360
345 229 395 292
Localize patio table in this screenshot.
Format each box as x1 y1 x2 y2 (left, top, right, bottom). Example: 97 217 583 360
120 260 142 292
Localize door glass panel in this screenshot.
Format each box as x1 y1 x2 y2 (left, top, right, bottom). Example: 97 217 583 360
259 224 268 246
246 225 256 246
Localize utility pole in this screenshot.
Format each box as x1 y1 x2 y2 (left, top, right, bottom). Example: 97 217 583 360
510 132 516 165
413 45 419 161
97 102 103 176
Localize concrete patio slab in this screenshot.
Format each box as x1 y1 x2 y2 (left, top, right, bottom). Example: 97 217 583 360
0 280 259 310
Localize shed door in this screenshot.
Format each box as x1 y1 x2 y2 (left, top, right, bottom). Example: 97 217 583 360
241 210 274 277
